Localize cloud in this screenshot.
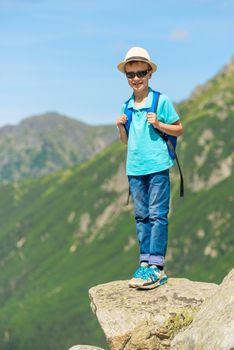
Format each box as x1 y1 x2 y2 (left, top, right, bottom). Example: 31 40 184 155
169 29 189 42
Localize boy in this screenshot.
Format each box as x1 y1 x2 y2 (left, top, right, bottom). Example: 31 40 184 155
116 47 183 290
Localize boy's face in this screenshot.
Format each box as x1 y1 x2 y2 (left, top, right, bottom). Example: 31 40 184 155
125 61 152 93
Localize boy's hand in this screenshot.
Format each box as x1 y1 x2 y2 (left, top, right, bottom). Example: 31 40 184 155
116 114 128 127
146 112 160 128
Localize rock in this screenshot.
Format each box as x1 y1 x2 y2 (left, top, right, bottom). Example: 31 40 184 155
171 268 234 350
68 346 104 350
89 278 218 350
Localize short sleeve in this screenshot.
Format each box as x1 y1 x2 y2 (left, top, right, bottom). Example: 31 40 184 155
157 95 180 124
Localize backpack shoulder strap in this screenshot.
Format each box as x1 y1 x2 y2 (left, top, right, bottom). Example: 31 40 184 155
151 90 184 197
123 97 133 135
148 90 161 113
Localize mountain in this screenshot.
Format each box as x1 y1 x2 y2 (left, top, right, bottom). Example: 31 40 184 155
0 112 117 182
0 58 233 350
175 56 234 193
0 141 128 350
168 57 234 281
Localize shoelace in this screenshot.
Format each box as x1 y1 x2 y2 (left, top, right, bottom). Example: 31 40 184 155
143 267 161 281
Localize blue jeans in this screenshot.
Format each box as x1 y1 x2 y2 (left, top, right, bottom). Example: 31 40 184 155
128 169 170 266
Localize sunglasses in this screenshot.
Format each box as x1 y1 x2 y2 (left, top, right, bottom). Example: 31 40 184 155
125 69 150 79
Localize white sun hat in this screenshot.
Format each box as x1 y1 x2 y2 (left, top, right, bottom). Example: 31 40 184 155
117 47 157 73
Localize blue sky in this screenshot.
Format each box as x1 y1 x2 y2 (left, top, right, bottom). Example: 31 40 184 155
0 0 233 126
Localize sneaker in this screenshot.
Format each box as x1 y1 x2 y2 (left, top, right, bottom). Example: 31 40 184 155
136 266 168 290
128 262 149 288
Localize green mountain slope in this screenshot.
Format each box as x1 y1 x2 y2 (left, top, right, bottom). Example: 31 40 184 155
175 57 234 194
0 59 233 349
0 112 117 182
0 142 130 350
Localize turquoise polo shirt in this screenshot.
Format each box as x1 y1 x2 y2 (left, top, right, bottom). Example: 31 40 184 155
121 87 180 176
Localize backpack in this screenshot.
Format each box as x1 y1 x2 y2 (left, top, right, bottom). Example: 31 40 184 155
123 89 184 202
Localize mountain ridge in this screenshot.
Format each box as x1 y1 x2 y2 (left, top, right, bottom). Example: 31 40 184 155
0 111 117 182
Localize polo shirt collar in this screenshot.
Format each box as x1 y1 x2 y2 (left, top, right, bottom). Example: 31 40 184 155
128 87 153 110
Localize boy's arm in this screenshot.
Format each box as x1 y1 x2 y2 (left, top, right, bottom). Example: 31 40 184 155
147 94 183 137
159 119 183 136
116 114 128 144
147 114 183 136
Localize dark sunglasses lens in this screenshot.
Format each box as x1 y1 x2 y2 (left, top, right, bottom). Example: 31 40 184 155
126 72 135 79
126 70 148 79
137 70 148 78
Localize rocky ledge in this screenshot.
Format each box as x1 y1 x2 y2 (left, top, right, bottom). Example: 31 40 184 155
89 268 234 350
71 268 234 350
171 268 234 350
89 278 217 349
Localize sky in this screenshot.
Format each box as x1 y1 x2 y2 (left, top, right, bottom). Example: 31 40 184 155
0 0 233 126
